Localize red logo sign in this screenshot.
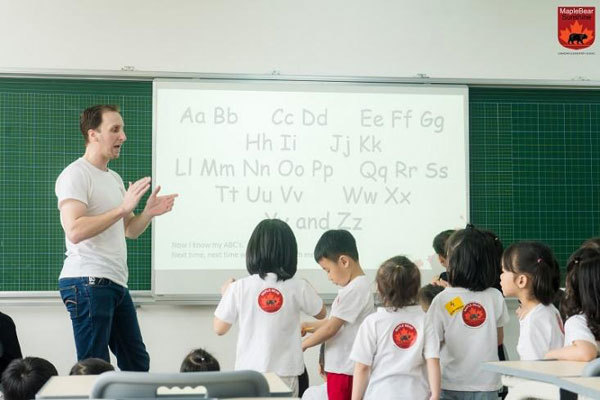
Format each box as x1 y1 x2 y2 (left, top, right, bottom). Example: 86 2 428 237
392 323 418 349
462 302 487 328
558 7 595 49
257 288 283 313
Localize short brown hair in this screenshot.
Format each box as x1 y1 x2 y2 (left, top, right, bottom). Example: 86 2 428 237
376 256 420 309
80 105 120 143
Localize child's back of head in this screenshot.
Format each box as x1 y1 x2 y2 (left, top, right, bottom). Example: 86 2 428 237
2 357 58 400
69 358 114 375
562 246 600 319
501 241 560 305
376 256 420 309
418 284 445 312
432 229 455 261
246 219 297 281
576 255 600 340
180 348 220 372
313 229 359 263
446 224 499 291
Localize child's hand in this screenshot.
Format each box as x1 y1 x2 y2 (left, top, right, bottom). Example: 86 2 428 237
301 322 314 337
220 278 235 296
432 279 449 288
515 305 524 319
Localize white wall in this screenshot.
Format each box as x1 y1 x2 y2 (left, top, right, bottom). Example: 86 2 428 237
0 0 598 81
2 299 520 382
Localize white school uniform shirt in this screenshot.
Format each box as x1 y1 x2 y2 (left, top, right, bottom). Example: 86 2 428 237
55 157 128 286
325 275 375 375
564 314 600 353
517 303 564 360
214 273 323 376
426 287 509 392
301 383 327 400
350 306 440 400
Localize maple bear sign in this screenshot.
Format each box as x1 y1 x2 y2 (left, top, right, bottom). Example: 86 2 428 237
558 7 596 50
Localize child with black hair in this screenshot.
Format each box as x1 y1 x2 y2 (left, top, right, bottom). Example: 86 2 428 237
500 241 563 360
351 256 440 400
1 357 58 400
180 348 220 372
426 224 509 400
70 358 114 375
418 284 445 312
432 230 455 287
546 250 600 361
214 219 326 396
302 229 374 400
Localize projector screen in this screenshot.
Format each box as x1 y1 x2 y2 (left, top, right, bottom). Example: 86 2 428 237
152 80 468 297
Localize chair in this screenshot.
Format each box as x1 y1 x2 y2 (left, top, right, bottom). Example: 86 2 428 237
89 370 270 399
582 357 600 377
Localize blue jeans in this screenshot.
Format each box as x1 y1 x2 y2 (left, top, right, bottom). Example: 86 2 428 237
440 390 498 400
59 277 150 371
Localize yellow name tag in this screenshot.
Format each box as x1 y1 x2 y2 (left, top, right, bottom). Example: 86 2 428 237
445 296 464 316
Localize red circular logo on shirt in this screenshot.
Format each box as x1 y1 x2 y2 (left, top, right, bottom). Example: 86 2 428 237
257 288 283 313
462 302 487 328
392 323 418 349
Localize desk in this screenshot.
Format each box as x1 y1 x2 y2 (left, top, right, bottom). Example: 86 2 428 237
36 372 291 399
483 361 589 400
556 377 600 399
484 361 587 384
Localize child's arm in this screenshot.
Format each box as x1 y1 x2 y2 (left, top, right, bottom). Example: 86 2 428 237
301 317 345 351
314 305 327 320
497 327 504 346
301 318 328 336
351 362 371 400
213 317 231 336
545 340 598 361
426 358 441 400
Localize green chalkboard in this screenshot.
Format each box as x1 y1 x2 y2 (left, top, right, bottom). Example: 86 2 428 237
0 78 152 291
0 79 598 291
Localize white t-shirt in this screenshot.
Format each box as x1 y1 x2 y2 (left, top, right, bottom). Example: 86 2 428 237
301 383 327 400
55 157 128 286
426 287 509 392
325 275 375 375
214 273 323 376
517 304 564 360
350 306 439 400
564 314 600 353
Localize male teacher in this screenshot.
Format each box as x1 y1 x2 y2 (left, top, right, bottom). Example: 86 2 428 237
55 105 177 371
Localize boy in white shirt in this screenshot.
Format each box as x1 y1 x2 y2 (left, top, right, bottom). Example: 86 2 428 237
302 230 375 400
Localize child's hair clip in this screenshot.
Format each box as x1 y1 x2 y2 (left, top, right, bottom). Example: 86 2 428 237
537 258 543 264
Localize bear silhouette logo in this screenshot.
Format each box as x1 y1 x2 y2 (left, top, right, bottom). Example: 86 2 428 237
558 7 595 50
569 33 588 44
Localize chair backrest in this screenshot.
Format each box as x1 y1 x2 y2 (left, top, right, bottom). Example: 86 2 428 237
89 370 270 399
582 357 600 377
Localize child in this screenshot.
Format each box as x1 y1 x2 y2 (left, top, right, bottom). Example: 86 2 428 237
302 229 375 400
0 311 22 382
214 219 326 396
499 241 563 360
418 284 445 313
70 358 115 375
546 252 600 361
432 230 455 287
350 256 441 400
302 345 327 400
180 348 220 372
426 224 509 400
1 357 58 400
560 246 600 322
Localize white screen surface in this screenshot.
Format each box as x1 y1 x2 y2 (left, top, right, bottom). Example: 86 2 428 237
152 80 468 297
